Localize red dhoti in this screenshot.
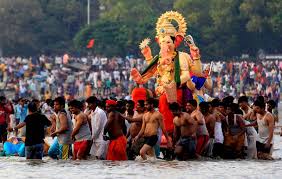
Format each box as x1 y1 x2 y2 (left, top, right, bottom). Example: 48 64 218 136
106 135 127 161
159 89 183 133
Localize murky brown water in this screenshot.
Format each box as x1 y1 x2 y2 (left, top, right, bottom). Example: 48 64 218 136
0 135 281 179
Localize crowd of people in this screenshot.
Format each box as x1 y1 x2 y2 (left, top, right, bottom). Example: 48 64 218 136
0 56 281 104
0 93 278 160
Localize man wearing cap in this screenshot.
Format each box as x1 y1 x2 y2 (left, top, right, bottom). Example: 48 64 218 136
104 99 127 160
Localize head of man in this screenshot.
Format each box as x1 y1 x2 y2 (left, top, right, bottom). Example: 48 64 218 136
217 102 226 115
225 103 236 116
199 102 209 116
253 100 266 114
0 96 7 106
186 99 197 113
18 98 25 106
126 100 135 112
53 96 65 113
86 96 98 111
238 96 249 110
169 102 181 117
266 100 276 112
68 100 83 115
28 102 38 113
136 100 145 113
105 99 117 113
145 98 155 111
32 99 41 111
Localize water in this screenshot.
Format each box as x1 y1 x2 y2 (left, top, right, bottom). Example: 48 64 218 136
0 135 281 179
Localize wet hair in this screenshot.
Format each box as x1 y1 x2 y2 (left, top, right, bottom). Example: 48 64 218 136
28 102 38 113
187 99 197 108
199 102 209 115
267 100 276 108
137 100 145 108
211 98 220 107
222 96 234 104
54 96 65 106
218 102 226 107
86 96 98 104
169 102 180 111
238 96 248 104
253 100 265 109
127 100 135 106
146 98 155 105
68 100 83 110
256 96 265 103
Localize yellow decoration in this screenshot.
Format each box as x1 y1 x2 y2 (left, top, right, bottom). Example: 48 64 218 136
139 38 151 50
156 11 187 37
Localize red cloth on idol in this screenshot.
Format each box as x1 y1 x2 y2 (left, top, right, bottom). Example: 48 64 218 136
159 89 183 133
106 135 127 161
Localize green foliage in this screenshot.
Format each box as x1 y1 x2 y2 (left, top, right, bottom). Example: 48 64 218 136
0 0 281 58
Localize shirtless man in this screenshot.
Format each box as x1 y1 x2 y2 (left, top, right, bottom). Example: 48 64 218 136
122 100 145 160
186 100 209 156
170 102 197 160
199 102 216 157
69 100 91 160
133 98 172 160
104 99 127 161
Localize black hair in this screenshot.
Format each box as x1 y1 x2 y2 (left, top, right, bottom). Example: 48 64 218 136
222 96 234 104
267 100 276 108
54 96 65 106
199 102 209 115
146 98 155 105
68 100 83 110
127 100 135 106
28 102 38 113
187 99 197 108
169 102 180 111
86 96 98 104
211 98 220 107
137 100 145 108
253 100 265 109
238 96 248 104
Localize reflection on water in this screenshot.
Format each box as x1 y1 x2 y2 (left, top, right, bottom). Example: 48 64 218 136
0 136 282 179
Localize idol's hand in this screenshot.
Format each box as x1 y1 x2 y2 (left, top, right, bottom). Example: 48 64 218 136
131 68 143 84
141 46 152 61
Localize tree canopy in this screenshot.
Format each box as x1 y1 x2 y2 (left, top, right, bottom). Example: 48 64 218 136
0 0 281 59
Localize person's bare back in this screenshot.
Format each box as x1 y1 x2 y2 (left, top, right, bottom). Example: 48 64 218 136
106 111 125 139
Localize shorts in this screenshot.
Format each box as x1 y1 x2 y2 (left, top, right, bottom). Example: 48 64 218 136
177 136 196 158
196 135 209 155
144 135 158 147
0 124 7 143
25 143 44 159
73 140 90 159
256 141 272 154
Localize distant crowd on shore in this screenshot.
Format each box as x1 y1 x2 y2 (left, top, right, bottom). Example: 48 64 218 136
0 56 281 104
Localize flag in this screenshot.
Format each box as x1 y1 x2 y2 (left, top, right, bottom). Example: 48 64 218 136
87 39 95 48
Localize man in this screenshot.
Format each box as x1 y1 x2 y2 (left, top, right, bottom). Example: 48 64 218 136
122 100 145 160
69 100 91 160
8 102 51 159
186 99 209 156
199 102 216 157
0 96 12 144
253 100 274 159
238 96 252 116
104 99 127 161
48 97 73 160
86 96 108 159
222 103 245 159
133 98 172 160
266 100 278 124
170 102 197 160
14 98 28 137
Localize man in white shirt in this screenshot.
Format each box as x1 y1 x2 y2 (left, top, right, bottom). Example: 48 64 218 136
86 96 108 159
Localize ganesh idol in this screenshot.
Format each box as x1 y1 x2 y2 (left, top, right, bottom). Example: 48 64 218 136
131 11 212 133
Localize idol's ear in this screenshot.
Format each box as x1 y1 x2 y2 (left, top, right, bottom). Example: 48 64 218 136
155 36 159 45
174 34 183 48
